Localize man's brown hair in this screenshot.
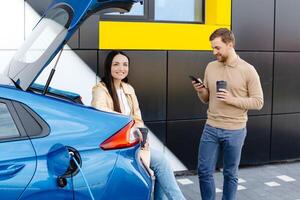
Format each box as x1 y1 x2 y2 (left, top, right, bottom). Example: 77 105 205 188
209 28 235 46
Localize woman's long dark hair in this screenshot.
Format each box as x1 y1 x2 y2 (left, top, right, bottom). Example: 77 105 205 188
102 50 130 113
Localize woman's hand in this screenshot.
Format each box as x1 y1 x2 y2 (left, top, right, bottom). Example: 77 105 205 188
135 128 150 150
142 141 150 151
135 128 143 140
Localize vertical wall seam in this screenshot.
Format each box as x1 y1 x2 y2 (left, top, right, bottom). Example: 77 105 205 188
230 0 233 30
165 50 169 153
78 28 81 48
96 50 99 84
270 0 277 161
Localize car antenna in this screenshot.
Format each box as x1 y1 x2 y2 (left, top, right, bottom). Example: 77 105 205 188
42 48 63 95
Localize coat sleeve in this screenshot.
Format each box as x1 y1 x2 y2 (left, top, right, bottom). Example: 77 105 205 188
91 85 116 113
130 88 145 128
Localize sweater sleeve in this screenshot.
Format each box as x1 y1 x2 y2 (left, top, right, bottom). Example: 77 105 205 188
197 66 210 103
228 67 264 110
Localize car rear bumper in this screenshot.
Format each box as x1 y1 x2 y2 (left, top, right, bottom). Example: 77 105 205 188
102 146 153 199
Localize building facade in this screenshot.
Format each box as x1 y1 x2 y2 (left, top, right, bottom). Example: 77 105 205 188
1 0 300 170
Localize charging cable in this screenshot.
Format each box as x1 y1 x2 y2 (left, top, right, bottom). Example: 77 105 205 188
69 152 95 200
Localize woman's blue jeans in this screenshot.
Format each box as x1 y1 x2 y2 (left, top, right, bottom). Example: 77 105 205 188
150 149 186 200
198 124 247 200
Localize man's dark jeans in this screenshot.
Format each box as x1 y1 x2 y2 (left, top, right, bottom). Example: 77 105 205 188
198 124 246 200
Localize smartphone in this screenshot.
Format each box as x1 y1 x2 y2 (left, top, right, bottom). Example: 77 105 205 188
189 75 203 84
139 127 148 147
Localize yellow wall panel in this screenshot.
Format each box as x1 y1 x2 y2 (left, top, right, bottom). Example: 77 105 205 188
99 0 231 50
99 22 230 50
206 0 231 25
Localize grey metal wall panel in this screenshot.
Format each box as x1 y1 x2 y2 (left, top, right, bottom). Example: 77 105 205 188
275 0 300 51
273 53 300 114
74 50 98 74
167 119 206 170
80 15 99 49
98 51 110 76
232 0 274 51
167 116 270 169
271 114 300 161
67 30 79 49
29 0 300 169
98 51 167 121
237 52 273 115
168 51 214 120
145 121 166 146
26 0 52 15
240 115 271 165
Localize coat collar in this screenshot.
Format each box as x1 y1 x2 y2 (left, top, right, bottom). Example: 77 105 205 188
98 81 134 95
121 82 135 95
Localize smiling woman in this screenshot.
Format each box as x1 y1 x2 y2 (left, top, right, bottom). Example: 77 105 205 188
0 1 153 199
91 50 186 200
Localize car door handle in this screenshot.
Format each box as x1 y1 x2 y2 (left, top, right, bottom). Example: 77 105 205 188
0 164 25 177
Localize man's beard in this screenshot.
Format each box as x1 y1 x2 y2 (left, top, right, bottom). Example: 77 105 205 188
216 54 227 63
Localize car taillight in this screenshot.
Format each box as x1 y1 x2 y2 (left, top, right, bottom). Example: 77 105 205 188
100 121 141 150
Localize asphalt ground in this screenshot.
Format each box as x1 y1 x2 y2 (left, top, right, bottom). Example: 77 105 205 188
176 161 300 200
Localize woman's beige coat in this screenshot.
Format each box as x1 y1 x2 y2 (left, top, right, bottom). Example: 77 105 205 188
91 81 144 127
92 81 152 172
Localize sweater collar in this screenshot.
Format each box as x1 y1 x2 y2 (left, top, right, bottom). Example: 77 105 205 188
223 55 240 68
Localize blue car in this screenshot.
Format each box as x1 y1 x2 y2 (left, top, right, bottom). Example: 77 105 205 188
0 0 152 199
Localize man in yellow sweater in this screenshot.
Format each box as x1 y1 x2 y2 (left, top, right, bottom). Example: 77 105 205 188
192 28 264 200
